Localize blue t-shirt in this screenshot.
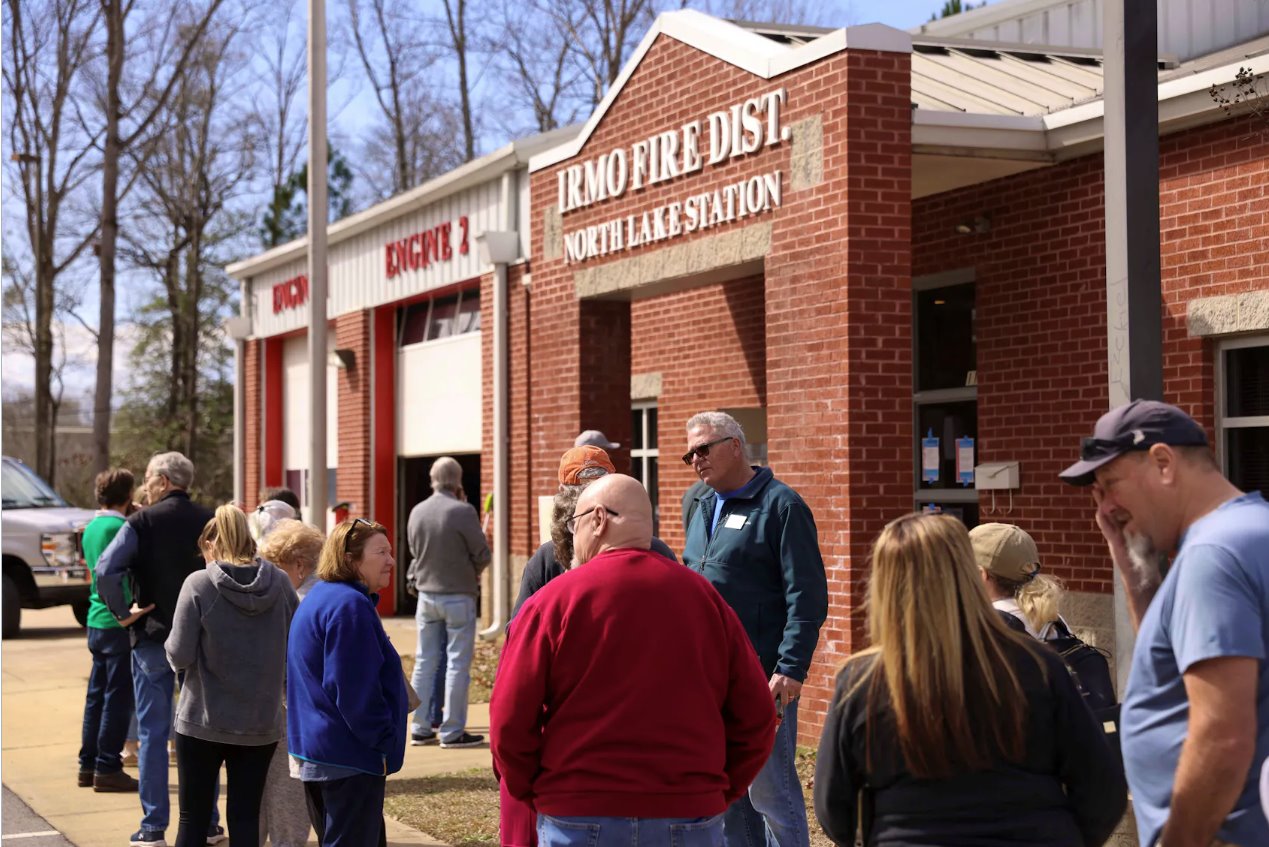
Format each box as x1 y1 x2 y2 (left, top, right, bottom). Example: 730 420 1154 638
1120 492 1269 847
708 470 765 536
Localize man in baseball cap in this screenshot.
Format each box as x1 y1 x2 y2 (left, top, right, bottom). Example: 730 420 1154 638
575 430 620 450
557 446 615 487
1062 399 1269 847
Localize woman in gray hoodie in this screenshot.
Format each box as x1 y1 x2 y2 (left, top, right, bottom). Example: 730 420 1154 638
166 505 298 847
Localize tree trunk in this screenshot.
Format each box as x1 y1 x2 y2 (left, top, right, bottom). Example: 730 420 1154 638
92 0 124 473
33 198 54 483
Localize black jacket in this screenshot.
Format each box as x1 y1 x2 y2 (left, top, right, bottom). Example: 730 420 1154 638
509 537 677 624
814 636 1127 847
96 490 214 646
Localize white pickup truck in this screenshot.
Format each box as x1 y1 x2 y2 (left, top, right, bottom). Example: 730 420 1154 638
2 456 96 638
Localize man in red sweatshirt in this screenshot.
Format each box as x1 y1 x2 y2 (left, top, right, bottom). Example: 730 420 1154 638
491 474 777 847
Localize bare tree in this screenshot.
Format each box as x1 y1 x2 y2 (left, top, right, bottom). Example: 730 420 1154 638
117 19 253 464
253 0 309 246
92 0 230 473
345 0 465 195
3 0 102 484
493 0 587 133
438 0 476 161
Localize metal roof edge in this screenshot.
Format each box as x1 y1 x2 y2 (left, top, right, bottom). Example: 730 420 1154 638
1043 51 1269 137
528 11 911 173
912 0 1070 37
227 141 528 279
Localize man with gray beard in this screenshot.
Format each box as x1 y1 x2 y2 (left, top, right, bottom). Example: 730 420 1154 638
1061 400 1269 847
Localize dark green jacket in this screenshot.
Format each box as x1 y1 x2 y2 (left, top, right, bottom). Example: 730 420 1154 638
682 467 828 682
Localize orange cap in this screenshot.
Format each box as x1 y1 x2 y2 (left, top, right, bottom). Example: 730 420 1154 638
558 445 615 485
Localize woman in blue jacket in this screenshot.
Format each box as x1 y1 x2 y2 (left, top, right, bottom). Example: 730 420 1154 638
287 518 409 847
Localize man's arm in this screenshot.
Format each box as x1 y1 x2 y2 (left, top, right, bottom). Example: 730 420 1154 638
95 523 140 620
460 503 492 572
1160 656 1258 847
772 501 829 689
1092 485 1162 628
489 604 551 802
719 601 778 802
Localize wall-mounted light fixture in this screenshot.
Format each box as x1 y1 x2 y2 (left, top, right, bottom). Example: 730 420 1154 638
955 215 992 235
330 348 356 370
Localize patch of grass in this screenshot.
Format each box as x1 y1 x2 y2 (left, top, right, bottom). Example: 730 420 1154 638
400 635 502 703
385 768 500 847
381 750 830 847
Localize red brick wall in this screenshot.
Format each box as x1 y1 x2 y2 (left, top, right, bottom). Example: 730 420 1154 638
530 37 914 741
335 312 372 517
630 275 767 554
1160 117 1269 415
482 264 538 560
911 114 1269 593
244 339 262 509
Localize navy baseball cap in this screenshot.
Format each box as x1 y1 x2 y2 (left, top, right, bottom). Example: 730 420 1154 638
1059 399 1208 486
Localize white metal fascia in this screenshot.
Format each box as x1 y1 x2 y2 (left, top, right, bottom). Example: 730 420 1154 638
911 0 1071 37
223 133 575 280
1042 52 1269 151
912 110 1048 151
528 10 911 172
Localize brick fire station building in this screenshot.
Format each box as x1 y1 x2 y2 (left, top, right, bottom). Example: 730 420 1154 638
229 0 1269 739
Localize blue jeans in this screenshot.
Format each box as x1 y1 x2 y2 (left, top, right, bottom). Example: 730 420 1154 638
538 814 722 847
80 626 134 773
721 699 809 847
133 639 220 834
428 623 447 728
410 593 476 742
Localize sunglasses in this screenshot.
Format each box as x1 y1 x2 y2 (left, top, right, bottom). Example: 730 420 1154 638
682 436 734 466
342 517 378 560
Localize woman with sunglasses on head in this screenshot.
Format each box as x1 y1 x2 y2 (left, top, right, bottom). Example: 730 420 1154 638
166 505 298 847
814 513 1126 847
287 518 409 847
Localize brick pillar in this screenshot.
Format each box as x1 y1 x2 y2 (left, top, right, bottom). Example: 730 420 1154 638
244 339 262 510
766 47 913 742
578 300 633 473
335 312 372 517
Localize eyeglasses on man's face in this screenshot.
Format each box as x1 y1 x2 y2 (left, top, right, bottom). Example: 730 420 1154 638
682 436 734 466
566 505 618 535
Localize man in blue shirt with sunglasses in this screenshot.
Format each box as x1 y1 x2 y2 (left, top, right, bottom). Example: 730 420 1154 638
682 411 827 847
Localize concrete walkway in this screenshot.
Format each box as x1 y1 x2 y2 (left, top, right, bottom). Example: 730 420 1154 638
3 606 492 846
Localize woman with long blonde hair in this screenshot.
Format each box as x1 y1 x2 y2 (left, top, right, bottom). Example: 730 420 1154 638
813 513 1125 847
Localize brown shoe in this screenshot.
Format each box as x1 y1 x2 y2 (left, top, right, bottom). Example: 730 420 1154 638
78 769 94 788
93 770 139 792
122 751 139 768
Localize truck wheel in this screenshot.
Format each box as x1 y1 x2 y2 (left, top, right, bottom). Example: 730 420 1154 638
72 599 90 628
2 574 20 639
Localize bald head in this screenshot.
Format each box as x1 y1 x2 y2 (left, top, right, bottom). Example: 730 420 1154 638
573 474 653 564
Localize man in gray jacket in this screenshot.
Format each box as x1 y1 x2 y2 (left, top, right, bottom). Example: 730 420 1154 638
406 456 491 748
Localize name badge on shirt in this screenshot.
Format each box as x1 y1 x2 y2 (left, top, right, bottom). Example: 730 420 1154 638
724 512 748 530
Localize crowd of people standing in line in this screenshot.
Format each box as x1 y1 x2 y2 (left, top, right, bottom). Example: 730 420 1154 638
75 397 1269 847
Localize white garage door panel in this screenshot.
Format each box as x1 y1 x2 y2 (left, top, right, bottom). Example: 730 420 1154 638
398 332 482 456
283 334 339 471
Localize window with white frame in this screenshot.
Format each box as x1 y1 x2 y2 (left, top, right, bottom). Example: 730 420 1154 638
1217 336 1269 497
631 402 659 534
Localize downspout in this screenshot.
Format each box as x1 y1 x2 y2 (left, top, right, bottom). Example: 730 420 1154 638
478 170 519 638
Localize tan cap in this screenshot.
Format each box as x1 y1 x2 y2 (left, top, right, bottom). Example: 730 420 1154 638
969 523 1041 583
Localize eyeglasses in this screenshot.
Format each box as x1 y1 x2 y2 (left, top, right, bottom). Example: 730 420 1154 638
682 436 734 466
342 517 377 560
565 505 618 534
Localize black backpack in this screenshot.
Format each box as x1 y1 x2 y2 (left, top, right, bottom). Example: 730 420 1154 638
1046 619 1118 713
